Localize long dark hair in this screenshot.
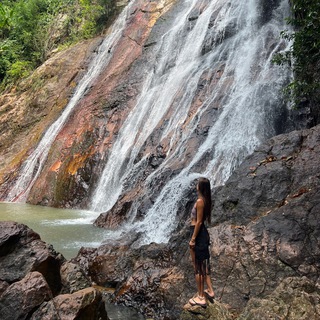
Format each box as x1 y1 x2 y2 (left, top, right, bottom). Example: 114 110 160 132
197 177 212 224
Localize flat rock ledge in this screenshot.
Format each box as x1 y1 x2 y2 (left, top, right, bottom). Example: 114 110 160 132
75 125 320 320
0 221 109 320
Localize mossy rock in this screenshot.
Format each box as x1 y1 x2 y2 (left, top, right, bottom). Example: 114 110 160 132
180 300 234 320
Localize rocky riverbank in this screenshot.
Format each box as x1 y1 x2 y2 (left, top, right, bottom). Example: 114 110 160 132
0 0 319 318
0 221 108 320
78 124 320 319
1 125 320 319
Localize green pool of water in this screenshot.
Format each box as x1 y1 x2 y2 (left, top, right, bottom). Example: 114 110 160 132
0 202 106 259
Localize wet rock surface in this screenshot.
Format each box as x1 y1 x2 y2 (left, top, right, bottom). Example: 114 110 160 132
60 261 92 294
0 222 109 320
207 124 320 312
76 241 188 320
212 125 320 226
76 125 320 319
1 123 319 319
17 0 176 209
0 38 103 200
30 287 108 320
0 221 63 294
0 271 52 320
0 0 319 319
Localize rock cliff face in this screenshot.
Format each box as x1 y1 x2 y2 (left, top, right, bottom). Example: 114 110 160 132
0 0 177 208
1 123 319 320
1 1 319 319
75 124 320 319
0 38 103 201
0 0 297 220
206 124 320 312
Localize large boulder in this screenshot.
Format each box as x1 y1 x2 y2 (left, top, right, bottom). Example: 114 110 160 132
212 124 320 225
31 287 109 320
76 241 188 319
60 261 92 294
237 277 320 320
0 222 109 320
0 271 52 320
209 124 320 310
0 221 64 295
0 37 103 201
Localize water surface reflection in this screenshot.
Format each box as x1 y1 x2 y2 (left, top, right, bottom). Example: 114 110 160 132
0 202 104 259
0 202 146 319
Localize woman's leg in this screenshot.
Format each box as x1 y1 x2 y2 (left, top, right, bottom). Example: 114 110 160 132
204 259 215 298
205 275 215 297
189 261 206 305
198 261 205 298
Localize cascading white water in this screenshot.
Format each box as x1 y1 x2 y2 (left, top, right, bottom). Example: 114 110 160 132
90 0 208 212
6 3 133 202
91 0 292 244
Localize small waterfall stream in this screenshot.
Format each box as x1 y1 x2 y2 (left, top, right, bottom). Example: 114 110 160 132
91 0 291 244
5 3 133 202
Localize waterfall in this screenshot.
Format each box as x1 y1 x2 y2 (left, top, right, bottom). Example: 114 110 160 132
6 3 133 202
91 0 291 244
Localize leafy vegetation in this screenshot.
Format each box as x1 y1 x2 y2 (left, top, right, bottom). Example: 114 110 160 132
0 0 118 88
274 0 320 125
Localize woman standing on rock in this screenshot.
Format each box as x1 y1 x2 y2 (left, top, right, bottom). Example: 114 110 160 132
188 177 215 307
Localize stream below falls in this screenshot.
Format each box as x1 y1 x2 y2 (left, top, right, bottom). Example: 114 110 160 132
0 202 145 320
0 202 104 259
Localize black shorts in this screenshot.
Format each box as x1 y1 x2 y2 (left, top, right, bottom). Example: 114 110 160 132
194 224 210 262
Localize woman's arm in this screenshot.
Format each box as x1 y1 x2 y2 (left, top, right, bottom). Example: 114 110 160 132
189 199 204 247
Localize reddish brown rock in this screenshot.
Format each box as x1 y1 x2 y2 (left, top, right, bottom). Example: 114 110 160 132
0 222 109 320
0 220 40 256
76 125 320 319
60 261 92 294
18 0 177 208
0 221 64 295
30 287 109 320
0 271 52 320
94 190 141 228
0 38 103 200
76 241 189 319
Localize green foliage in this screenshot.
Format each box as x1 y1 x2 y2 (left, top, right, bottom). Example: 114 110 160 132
6 60 33 82
273 0 320 124
0 4 13 38
0 0 117 89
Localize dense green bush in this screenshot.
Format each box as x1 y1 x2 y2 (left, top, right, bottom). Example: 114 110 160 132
274 0 320 125
0 0 117 88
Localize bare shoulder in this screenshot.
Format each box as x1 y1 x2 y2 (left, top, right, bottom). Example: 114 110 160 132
196 198 204 207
